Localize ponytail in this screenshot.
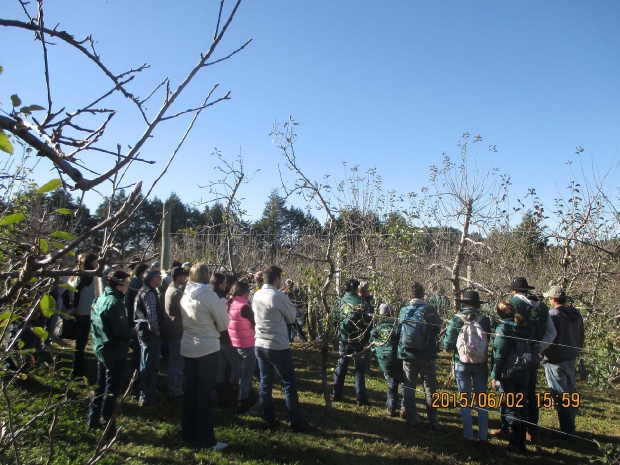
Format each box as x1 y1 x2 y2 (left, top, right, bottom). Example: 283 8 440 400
466 312 478 322
514 314 526 325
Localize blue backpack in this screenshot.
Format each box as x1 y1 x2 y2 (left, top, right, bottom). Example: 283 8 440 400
399 305 429 351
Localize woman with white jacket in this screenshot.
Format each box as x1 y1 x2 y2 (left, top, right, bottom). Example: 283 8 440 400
180 263 230 451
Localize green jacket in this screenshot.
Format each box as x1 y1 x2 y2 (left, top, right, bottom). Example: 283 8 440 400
336 292 373 343
370 316 402 376
509 294 549 342
490 318 535 380
442 307 491 365
397 299 442 361
91 287 135 364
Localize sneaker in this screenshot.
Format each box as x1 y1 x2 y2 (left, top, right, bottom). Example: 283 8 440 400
290 421 317 433
206 441 228 451
356 399 370 407
491 428 509 439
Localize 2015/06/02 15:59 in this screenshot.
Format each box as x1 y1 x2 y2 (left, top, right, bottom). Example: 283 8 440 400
430 392 582 409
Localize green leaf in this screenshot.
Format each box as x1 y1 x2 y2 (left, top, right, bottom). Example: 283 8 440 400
39 238 49 254
51 231 78 241
56 208 73 215
0 129 14 155
40 294 56 318
0 212 26 226
20 104 46 115
36 179 62 194
10 94 22 107
0 312 20 326
32 326 49 340
0 65 4 75
50 241 65 250
59 283 78 293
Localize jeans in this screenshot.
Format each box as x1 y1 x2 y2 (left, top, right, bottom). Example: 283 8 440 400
167 337 184 396
255 346 303 424
384 372 401 410
237 346 257 400
500 373 530 428
544 359 577 439
73 316 91 378
182 352 219 448
138 331 161 403
454 362 489 440
89 357 127 432
216 341 242 384
333 341 367 402
403 359 438 427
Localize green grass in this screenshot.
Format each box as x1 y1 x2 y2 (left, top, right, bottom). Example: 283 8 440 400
7 342 620 464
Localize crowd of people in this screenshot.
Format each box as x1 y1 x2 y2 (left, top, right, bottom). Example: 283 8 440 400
8 249 586 455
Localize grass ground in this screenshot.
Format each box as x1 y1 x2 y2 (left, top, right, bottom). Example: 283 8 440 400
11 341 620 464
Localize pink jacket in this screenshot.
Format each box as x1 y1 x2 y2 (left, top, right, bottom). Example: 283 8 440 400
228 296 255 349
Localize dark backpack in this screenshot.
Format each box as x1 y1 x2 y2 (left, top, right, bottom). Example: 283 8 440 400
399 305 429 351
501 338 541 380
339 301 366 340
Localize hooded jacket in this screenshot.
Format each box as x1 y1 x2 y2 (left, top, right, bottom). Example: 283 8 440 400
443 307 492 365
510 292 556 349
91 287 135 364
180 282 229 358
370 315 401 376
490 318 535 380
543 305 585 364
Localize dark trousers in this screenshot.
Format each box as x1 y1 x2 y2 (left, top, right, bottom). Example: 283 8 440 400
500 367 537 433
89 357 127 432
131 335 141 376
73 316 91 378
500 373 530 428
333 341 367 402
182 351 219 449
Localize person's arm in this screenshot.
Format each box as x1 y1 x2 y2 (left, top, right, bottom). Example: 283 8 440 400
442 316 458 351
490 327 510 380
538 311 557 351
143 291 160 336
107 301 135 341
240 304 255 328
278 292 297 324
211 294 230 332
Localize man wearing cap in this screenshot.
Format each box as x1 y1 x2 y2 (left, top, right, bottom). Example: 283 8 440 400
165 266 189 398
492 277 556 442
542 285 585 442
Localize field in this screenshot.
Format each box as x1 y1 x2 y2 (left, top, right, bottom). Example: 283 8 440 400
13 340 619 465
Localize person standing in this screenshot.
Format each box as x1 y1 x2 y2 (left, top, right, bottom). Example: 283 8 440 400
542 285 585 442
180 263 229 451
398 281 442 431
490 300 535 453
492 277 556 443
252 266 311 432
165 266 188 399
98 248 119 295
333 279 373 406
443 290 491 447
134 269 167 406
72 253 99 379
89 270 135 437
125 263 148 376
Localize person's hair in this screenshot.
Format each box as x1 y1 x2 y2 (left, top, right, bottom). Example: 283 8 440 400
553 296 567 305
264 266 282 285
410 281 424 299
466 312 478 322
133 263 149 278
496 300 525 324
144 269 161 287
227 279 251 309
210 272 226 297
344 278 360 293
170 260 182 270
225 274 238 293
189 263 211 284
80 253 98 271
107 270 131 289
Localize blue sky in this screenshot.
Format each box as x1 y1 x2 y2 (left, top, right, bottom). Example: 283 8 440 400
1 0 619 223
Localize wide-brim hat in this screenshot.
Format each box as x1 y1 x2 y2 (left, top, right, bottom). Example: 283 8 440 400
508 276 535 291
455 290 488 305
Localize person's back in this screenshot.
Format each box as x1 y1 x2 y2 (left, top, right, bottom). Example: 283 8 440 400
252 284 296 350
544 305 584 364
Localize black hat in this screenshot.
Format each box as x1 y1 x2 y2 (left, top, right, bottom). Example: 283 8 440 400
455 290 488 305
508 277 535 291
171 266 189 279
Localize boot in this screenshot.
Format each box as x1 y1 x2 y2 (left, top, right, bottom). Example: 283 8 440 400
236 397 250 414
507 423 521 453
228 383 239 407
215 382 228 407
